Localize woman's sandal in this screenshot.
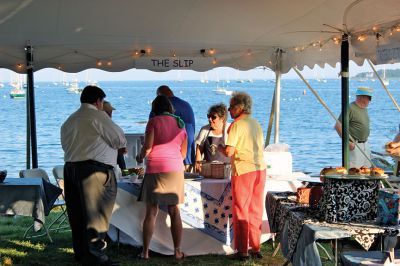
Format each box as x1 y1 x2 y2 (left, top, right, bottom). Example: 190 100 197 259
137 253 149 260
174 248 185 261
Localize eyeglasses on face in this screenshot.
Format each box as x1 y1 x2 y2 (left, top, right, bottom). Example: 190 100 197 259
207 114 218 120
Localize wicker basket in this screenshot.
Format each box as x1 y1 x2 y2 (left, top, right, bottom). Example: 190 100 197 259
200 162 231 179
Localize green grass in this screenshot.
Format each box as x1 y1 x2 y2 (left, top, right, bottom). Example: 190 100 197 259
0 210 336 265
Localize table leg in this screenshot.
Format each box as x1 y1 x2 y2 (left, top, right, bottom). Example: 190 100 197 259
117 228 120 256
335 239 338 266
272 243 281 257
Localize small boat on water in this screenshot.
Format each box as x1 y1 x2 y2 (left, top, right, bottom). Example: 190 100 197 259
67 80 82 94
10 85 26 99
213 85 233 96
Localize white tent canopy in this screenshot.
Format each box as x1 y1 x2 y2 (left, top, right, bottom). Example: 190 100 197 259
0 0 400 74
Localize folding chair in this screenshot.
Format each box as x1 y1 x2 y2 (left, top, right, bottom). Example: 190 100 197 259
19 168 69 242
51 165 70 232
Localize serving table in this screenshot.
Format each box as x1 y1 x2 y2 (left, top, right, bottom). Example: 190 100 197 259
109 174 304 256
267 191 399 266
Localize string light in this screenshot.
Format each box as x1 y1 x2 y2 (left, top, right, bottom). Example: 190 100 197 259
357 34 367 41
333 37 341 45
17 64 22 69
97 61 102 66
246 49 252 56
107 61 112 66
212 58 217 65
208 49 215 55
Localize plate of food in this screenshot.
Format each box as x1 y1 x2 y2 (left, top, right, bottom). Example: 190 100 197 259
319 166 347 177
320 166 387 180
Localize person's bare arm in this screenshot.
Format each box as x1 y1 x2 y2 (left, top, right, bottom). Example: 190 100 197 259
334 121 355 150
136 130 154 163
181 136 188 159
334 121 342 137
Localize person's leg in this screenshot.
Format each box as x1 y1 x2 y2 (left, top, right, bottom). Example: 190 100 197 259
142 203 158 259
167 205 184 259
248 170 266 254
82 167 117 264
64 163 88 262
231 173 255 256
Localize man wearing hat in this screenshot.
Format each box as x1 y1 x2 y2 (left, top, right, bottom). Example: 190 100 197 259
334 87 373 167
102 101 126 170
103 101 116 118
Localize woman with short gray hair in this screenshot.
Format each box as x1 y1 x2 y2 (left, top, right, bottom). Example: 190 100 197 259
221 91 266 260
229 91 252 114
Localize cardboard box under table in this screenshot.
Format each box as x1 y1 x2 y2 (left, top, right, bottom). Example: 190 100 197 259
321 175 382 223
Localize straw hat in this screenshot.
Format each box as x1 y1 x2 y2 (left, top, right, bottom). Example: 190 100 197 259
103 101 116 113
355 87 373 97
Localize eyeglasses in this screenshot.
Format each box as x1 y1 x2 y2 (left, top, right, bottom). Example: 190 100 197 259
207 114 218 120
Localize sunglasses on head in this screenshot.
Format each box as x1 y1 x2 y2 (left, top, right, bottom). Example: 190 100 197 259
207 114 217 120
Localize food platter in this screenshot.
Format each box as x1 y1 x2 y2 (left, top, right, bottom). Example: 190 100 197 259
322 174 388 180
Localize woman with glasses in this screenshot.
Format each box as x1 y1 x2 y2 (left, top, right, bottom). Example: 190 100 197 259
194 103 230 173
221 91 266 260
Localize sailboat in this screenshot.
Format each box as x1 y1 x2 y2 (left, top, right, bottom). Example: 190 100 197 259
9 74 25 99
213 82 233 96
382 68 389 86
67 79 82 94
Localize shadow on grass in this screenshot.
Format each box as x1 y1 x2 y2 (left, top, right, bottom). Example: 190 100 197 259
0 211 288 266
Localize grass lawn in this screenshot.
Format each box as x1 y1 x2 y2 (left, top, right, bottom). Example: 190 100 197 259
0 209 337 266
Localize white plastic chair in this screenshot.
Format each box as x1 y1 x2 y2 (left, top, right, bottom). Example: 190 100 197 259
19 168 69 242
51 165 70 231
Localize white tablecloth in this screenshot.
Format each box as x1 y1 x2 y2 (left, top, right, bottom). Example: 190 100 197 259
109 175 304 256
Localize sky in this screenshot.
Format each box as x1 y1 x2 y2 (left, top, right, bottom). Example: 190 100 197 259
0 61 399 83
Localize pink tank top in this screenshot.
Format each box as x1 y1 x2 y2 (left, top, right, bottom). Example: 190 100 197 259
145 115 187 173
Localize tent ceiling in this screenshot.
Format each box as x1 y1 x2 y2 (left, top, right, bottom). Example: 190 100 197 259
1 0 400 73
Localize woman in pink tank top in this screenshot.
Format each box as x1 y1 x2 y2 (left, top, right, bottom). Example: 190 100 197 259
136 95 187 260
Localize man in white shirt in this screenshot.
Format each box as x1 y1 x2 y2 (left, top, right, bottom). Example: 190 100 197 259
61 86 127 266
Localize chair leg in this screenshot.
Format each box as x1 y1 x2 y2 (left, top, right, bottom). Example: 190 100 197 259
23 220 53 243
48 208 70 232
317 242 332 261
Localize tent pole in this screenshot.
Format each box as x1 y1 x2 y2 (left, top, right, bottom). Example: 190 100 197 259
26 76 31 169
265 90 276 147
274 71 281 143
26 45 38 168
274 49 282 144
341 34 350 169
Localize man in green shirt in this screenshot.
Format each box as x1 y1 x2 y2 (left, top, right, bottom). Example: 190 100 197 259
334 87 373 167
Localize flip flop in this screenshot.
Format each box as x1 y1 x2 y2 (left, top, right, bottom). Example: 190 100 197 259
137 253 149 260
175 251 185 261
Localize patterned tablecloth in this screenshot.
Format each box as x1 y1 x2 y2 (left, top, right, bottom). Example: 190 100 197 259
110 177 304 256
266 191 399 263
321 178 380 223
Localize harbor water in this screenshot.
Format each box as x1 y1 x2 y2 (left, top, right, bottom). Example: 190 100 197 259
0 79 399 180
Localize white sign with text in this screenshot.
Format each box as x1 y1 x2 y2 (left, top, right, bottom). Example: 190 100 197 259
134 57 213 71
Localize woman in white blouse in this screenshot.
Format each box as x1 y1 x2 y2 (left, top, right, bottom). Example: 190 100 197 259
195 103 230 172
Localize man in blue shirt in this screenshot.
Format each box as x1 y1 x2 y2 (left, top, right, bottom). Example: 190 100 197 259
150 85 195 171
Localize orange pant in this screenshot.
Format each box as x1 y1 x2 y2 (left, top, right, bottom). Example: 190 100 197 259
231 169 266 253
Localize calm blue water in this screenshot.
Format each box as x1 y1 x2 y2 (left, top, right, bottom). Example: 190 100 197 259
1 79 399 180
